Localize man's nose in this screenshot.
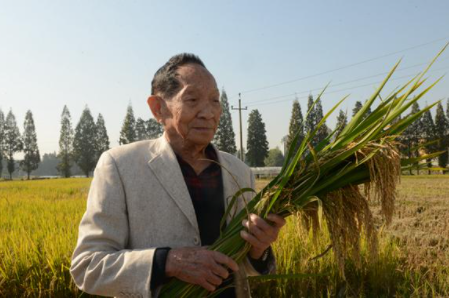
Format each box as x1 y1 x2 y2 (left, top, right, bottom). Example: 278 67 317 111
197 102 215 119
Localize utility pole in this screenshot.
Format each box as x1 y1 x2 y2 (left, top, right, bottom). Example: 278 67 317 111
231 93 247 161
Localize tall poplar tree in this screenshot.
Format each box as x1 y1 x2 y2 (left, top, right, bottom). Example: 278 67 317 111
57 105 74 178
315 98 328 145
96 113 110 161
304 94 316 135
73 107 97 177
446 99 449 123
135 117 148 141
446 98 449 154
147 118 164 139
447 99 449 117
3 110 23 179
353 100 372 122
119 104 137 145
365 100 372 118
447 99 449 155
213 89 237 154
435 102 448 170
0 109 4 177
246 109 269 167
335 109 348 137
447 99 449 171
421 109 436 174
402 102 423 174
286 100 304 154
352 101 363 117
20 110 40 179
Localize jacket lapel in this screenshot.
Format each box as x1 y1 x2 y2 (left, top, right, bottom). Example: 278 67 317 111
147 136 200 235
214 146 245 224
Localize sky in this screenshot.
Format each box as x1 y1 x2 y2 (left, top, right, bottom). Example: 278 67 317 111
1 0 449 157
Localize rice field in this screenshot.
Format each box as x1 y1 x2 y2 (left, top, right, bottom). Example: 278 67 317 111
0 176 448 297
0 179 89 297
252 176 449 297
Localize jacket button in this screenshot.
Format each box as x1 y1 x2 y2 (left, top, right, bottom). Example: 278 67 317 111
194 237 200 245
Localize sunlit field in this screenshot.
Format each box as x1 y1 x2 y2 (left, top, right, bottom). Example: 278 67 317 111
252 176 449 297
0 179 89 297
1 176 448 297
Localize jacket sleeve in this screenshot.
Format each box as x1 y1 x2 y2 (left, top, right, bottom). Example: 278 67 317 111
70 152 155 298
241 168 276 276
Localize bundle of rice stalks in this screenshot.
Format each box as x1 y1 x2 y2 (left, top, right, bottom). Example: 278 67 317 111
159 45 447 298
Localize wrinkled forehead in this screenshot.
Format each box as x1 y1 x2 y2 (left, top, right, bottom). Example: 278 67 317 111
176 64 218 93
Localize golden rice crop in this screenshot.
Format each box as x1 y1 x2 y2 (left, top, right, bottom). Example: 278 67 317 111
1 177 448 297
0 178 91 297
251 176 449 297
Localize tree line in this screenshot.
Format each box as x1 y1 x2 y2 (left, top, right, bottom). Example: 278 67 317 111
215 91 449 172
1 93 448 178
0 110 39 179
283 97 449 173
229 94 333 168
56 104 163 178
0 104 163 179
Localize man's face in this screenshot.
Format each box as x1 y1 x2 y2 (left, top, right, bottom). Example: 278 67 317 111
160 64 222 147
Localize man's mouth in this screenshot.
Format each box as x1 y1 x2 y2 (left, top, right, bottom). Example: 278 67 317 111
193 127 213 131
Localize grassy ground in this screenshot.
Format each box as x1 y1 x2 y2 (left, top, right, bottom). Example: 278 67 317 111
0 176 448 297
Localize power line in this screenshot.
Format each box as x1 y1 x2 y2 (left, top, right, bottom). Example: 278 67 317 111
249 66 449 107
230 35 449 99
246 65 449 107
244 56 449 106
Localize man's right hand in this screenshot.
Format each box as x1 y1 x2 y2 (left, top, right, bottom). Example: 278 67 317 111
165 247 239 292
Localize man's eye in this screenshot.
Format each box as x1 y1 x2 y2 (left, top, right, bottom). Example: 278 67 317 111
187 98 197 102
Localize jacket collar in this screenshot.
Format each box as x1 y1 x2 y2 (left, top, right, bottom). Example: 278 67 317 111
215 147 243 224
147 134 242 233
147 135 200 234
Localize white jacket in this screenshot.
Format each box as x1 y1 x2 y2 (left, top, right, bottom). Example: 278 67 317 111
70 135 274 297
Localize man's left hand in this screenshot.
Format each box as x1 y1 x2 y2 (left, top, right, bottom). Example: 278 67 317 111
240 213 286 260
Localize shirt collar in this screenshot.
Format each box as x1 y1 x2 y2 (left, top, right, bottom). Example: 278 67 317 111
175 144 220 175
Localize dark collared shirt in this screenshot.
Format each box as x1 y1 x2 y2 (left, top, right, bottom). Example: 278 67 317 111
176 144 226 246
175 144 235 297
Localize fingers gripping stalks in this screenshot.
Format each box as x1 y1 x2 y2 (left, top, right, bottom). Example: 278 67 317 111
165 247 239 292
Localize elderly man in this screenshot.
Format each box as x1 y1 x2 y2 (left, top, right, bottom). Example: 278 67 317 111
70 53 286 298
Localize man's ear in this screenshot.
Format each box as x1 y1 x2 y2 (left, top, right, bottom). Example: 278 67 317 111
147 95 164 124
